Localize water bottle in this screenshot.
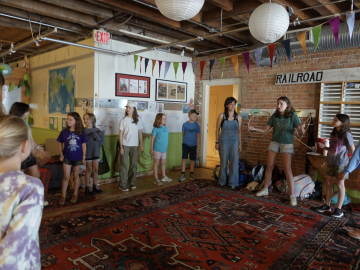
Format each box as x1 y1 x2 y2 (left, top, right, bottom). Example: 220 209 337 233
196 158 199 168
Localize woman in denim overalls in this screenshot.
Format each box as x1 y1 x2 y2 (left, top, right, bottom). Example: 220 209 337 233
215 97 242 187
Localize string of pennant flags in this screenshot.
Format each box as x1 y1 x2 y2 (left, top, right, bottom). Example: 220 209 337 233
133 12 355 81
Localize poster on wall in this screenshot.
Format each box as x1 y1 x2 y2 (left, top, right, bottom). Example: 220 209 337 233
48 65 75 114
115 73 150 98
155 79 187 103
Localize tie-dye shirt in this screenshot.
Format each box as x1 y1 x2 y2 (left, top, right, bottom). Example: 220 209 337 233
0 171 44 270
326 131 354 166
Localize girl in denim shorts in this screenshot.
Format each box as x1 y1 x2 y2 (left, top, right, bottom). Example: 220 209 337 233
316 114 354 218
248 97 305 206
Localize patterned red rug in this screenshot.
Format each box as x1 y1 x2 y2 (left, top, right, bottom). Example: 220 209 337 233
40 180 360 269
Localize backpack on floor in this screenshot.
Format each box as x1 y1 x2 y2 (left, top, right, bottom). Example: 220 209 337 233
248 163 264 182
275 174 315 199
330 191 351 206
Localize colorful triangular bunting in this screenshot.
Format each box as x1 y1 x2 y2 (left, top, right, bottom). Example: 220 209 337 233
255 48 263 71
159 61 163 77
296 32 307 55
134 55 138 71
144 58 149 74
219 57 225 78
242 52 250 74
209 59 215 81
152 59 156 77
140 57 143 74
182 62 187 80
268 44 276 68
346 13 355 40
200 61 206 80
312 26 322 52
191 61 196 74
164 62 171 79
173 62 179 80
281 39 291 62
230 55 238 76
328 16 340 44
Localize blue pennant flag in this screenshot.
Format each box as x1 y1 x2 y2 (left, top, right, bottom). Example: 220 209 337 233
209 59 215 81
281 39 291 62
144 58 149 74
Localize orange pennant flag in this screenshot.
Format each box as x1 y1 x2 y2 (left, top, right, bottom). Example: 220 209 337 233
152 59 157 76
230 55 238 76
297 32 307 56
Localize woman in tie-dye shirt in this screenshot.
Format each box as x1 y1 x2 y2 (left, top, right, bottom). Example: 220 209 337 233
0 114 44 270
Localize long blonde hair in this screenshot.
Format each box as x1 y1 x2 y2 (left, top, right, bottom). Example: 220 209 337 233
85 113 96 128
0 115 33 158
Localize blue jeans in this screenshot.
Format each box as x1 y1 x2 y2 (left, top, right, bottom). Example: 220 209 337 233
218 134 239 186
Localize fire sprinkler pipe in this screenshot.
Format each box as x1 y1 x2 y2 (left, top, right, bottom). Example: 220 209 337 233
0 28 57 58
40 37 127 56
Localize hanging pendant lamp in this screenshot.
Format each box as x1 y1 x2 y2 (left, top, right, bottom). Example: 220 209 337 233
249 2 289 43
155 0 205 21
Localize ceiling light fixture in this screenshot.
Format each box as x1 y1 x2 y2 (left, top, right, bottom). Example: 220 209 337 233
180 47 185 57
155 0 205 21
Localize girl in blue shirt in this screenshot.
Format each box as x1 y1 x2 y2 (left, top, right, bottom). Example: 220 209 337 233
150 113 172 186
57 112 87 205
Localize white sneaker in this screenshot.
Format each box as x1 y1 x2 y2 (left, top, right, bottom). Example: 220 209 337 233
256 189 269 197
154 178 163 186
290 195 297 206
43 201 49 206
161 176 172 182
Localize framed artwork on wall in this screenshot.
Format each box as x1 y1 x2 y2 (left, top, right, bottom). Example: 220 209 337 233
115 73 150 98
155 79 187 102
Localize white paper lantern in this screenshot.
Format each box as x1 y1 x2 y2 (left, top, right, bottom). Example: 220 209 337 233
249 3 289 43
155 0 205 21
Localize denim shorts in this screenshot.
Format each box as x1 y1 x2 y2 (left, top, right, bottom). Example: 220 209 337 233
86 157 100 162
326 164 349 179
63 157 83 166
268 141 294 155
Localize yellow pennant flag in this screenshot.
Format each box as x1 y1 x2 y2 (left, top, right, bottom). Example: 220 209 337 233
296 32 307 56
151 60 157 77
230 55 238 76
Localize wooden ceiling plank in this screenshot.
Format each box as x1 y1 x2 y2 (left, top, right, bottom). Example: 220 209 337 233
37 0 114 18
0 0 98 27
300 0 346 21
205 0 233 11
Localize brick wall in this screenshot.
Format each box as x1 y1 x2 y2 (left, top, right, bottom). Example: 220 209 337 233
194 48 360 176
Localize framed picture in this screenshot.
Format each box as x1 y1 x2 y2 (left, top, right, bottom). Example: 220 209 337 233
115 73 150 98
155 79 187 102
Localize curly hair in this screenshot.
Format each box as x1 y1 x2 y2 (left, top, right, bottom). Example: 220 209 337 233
153 113 165 128
274 96 295 118
66 112 84 135
331 114 351 140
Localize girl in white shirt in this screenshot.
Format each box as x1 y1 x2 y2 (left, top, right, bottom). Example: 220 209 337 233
118 102 143 191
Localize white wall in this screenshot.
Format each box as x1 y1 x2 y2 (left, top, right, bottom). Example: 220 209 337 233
94 40 195 102
29 39 95 127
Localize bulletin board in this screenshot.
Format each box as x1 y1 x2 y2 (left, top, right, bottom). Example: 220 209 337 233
115 73 150 98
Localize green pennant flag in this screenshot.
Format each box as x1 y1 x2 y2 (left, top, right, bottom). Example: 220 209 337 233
134 55 138 71
219 57 225 78
173 62 179 80
18 79 24 88
26 87 31 96
9 82 15 92
312 25 322 52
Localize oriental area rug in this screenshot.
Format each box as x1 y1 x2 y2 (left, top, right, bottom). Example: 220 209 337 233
39 180 360 269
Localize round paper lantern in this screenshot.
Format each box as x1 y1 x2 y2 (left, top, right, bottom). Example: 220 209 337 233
155 0 205 21
249 3 289 44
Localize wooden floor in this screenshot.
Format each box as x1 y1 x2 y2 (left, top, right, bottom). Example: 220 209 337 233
205 156 220 169
43 167 214 219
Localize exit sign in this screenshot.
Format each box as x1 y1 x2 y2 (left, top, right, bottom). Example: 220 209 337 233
93 30 110 45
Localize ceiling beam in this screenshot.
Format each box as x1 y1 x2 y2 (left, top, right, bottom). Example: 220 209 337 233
205 0 233 11
202 0 259 23
0 0 99 27
37 0 114 19
300 0 346 21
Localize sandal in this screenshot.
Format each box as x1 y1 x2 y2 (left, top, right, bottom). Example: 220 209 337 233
70 195 78 203
59 196 66 205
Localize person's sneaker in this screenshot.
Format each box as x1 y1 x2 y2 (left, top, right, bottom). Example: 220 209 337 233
231 186 237 190
93 184 103 194
130 185 136 190
290 195 297 206
43 201 49 206
332 208 344 218
190 173 197 180
85 186 95 196
256 189 269 197
154 178 163 186
316 204 331 213
178 174 186 182
119 185 129 191
161 175 172 182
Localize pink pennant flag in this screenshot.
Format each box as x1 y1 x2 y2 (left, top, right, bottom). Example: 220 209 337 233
328 16 340 44
159 61 163 77
242 52 250 74
182 62 187 80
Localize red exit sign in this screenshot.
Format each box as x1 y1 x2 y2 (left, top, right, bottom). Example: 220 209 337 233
93 30 110 45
